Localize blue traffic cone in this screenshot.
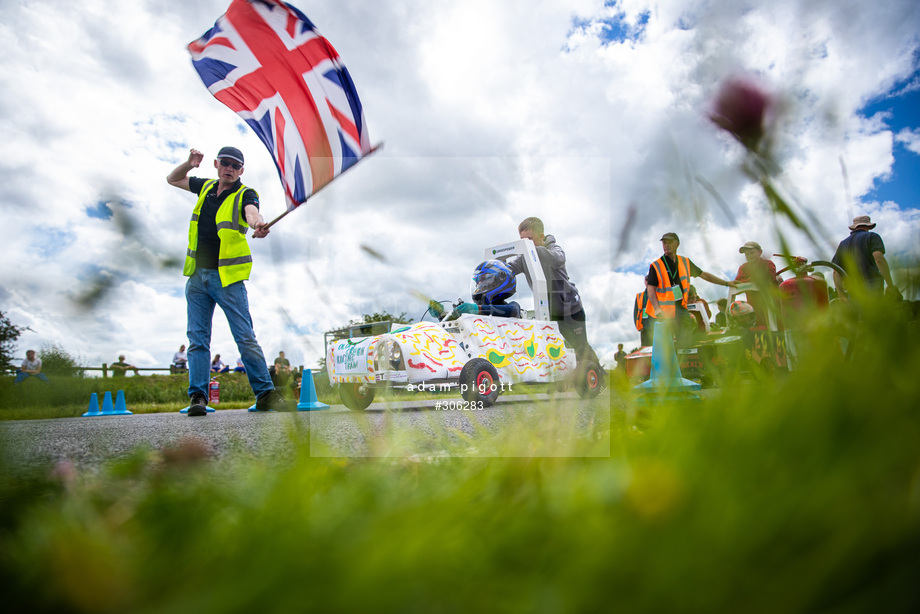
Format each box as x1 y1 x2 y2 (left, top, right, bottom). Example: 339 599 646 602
297 370 329 411
111 390 133 415
100 391 115 415
634 320 701 403
82 392 102 417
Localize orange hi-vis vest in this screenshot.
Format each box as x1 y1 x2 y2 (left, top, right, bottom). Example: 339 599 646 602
634 290 655 331
650 255 691 317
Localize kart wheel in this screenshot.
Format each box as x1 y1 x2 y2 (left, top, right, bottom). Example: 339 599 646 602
339 382 375 411
575 360 603 399
460 358 501 407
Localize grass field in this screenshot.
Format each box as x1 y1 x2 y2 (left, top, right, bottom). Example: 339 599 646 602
0 299 918 612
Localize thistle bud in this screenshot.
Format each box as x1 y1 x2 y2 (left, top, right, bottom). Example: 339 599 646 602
710 77 771 149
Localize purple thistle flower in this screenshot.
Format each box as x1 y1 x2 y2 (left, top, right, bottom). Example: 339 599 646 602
710 77 771 150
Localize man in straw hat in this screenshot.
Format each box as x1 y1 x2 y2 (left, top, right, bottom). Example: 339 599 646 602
831 215 898 300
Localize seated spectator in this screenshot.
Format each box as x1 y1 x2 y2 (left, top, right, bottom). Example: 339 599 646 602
687 285 712 332
14 350 50 384
171 344 188 372
234 358 246 373
210 354 229 373
111 355 139 377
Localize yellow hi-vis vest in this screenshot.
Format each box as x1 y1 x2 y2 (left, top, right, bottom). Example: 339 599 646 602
634 290 655 331
184 180 253 287
650 255 691 318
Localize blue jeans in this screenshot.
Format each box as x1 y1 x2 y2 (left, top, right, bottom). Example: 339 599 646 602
185 269 273 399
14 371 50 384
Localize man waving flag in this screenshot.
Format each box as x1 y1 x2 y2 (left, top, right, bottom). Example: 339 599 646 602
188 0 374 211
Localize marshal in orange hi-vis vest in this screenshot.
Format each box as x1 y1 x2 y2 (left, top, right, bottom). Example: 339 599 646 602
649 255 691 317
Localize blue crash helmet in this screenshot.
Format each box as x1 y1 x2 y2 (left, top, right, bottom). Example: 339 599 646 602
471 260 516 305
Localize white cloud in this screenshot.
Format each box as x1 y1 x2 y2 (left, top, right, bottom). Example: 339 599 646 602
895 128 920 155
1 0 919 373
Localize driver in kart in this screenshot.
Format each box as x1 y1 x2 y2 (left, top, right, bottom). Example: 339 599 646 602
429 260 523 321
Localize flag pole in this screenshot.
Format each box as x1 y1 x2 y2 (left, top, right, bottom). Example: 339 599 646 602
263 142 384 230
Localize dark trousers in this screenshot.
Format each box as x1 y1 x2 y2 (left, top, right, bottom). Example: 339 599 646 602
554 308 600 365
640 318 654 347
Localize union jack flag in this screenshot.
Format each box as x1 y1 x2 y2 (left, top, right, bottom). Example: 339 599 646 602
188 0 372 208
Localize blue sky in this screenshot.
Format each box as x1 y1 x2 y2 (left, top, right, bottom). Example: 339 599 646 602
862 71 920 209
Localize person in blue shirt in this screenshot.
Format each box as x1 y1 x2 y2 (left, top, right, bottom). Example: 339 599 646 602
832 215 898 300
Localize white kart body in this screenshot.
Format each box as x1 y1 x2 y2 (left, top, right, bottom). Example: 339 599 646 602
326 239 575 390
327 315 575 389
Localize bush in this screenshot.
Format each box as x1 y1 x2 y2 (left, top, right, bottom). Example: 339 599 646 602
38 343 84 378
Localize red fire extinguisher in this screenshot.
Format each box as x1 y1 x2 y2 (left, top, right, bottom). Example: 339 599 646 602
208 378 220 404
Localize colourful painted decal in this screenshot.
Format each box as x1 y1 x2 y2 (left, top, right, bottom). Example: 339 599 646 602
546 343 565 360
408 358 437 373
486 350 512 368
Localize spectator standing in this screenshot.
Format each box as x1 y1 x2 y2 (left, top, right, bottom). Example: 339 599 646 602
614 344 627 373
14 350 50 384
714 298 728 329
273 351 292 385
832 215 899 301
734 241 779 328
633 279 655 347
735 241 779 287
289 371 303 399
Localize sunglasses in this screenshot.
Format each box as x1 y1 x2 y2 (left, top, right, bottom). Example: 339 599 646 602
219 159 243 170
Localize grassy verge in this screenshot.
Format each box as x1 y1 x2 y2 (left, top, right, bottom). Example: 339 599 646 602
0 300 917 612
0 367 596 420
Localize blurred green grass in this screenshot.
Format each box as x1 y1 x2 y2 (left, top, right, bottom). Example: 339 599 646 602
0 298 918 613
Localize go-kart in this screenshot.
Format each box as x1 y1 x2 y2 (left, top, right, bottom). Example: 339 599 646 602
326 239 605 410
626 256 844 385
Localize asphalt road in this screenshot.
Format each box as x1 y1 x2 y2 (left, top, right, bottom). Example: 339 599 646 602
0 391 616 472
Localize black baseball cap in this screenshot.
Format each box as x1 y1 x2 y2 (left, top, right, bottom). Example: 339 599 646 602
217 146 244 165
660 232 679 242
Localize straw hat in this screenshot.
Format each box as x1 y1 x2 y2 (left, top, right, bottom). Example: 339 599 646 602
848 215 876 231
